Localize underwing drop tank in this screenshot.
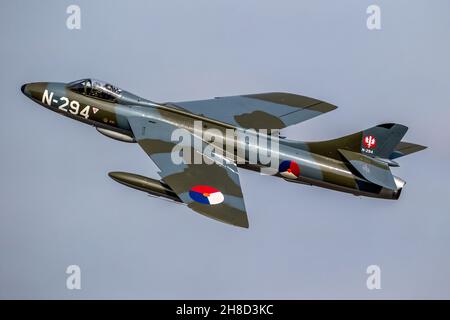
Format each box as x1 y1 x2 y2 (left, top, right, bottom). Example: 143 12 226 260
108 172 181 202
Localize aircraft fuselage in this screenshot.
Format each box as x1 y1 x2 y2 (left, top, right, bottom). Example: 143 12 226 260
21 80 404 201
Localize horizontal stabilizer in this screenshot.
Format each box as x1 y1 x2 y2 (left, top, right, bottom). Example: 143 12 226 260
338 149 397 190
390 141 427 159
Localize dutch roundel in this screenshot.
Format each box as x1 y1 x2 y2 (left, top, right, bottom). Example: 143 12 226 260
189 185 224 205
278 160 300 179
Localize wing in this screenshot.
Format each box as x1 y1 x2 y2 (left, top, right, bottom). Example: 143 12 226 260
127 116 249 228
165 92 337 130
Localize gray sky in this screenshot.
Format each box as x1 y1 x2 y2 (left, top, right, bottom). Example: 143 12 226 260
1 0 449 299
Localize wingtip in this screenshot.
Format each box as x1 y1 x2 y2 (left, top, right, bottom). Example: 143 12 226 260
239 220 250 229
238 214 250 229
314 102 338 113
230 215 249 229
222 213 250 229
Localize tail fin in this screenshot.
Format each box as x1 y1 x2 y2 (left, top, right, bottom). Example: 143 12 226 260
307 123 409 159
302 123 426 191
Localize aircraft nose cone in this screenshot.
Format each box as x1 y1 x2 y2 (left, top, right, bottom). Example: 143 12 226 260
21 82 48 100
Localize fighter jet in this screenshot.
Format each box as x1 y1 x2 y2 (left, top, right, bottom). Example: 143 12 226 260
21 79 426 228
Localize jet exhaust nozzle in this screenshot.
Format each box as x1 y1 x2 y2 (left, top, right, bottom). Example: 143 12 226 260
392 176 406 200
378 176 405 200
108 171 181 203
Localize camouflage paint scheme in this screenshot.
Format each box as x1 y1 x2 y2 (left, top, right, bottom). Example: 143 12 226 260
21 79 426 228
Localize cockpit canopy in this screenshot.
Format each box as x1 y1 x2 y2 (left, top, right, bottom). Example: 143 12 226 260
68 79 122 102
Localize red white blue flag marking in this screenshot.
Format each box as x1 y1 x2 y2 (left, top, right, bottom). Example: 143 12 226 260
279 160 300 179
189 185 224 205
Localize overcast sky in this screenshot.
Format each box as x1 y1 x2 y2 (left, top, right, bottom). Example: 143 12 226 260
1 0 449 299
